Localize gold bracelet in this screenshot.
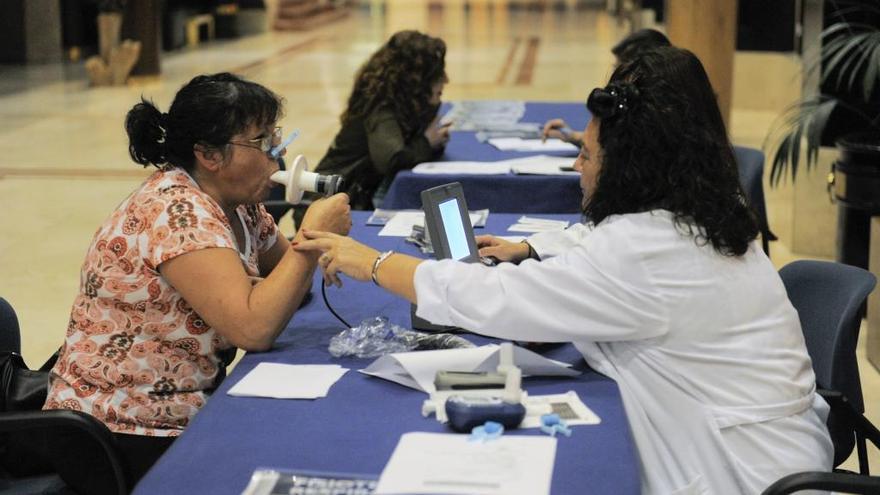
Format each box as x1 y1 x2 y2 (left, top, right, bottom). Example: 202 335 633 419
371 250 395 286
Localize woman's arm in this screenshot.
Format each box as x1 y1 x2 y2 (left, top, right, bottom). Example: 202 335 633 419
293 230 422 303
295 224 669 344
159 241 317 351
158 194 351 352
258 231 291 276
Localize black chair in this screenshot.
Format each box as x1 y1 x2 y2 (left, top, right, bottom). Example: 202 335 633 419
733 145 777 255
0 298 128 495
762 260 880 494
0 299 20 355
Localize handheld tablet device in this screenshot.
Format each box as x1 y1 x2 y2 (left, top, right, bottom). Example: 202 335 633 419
421 182 480 263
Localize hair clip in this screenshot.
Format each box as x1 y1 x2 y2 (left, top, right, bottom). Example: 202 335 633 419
586 83 636 118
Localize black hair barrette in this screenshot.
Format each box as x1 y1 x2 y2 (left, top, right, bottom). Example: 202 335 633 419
586 83 636 119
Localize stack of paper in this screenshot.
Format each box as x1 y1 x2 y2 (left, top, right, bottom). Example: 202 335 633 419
412 155 576 176
508 155 578 175
442 101 527 131
411 160 512 175
227 363 348 399
507 216 570 233
488 137 578 153
377 210 487 237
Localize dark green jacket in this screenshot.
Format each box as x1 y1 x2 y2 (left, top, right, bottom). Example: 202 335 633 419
315 107 443 209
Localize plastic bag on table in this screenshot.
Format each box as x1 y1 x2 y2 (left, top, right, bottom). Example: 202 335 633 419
328 316 474 358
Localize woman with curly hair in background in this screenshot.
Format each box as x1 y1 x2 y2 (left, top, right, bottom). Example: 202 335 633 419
314 30 450 210
293 47 832 493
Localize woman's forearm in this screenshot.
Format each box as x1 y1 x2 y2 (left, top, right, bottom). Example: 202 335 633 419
371 253 423 303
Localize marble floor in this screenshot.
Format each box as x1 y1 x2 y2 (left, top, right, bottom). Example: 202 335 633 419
0 0 876 477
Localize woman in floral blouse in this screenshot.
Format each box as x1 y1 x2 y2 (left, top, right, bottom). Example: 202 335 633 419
43 72 351 491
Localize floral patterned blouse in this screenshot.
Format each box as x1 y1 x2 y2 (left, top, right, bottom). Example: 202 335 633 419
43 166 278 436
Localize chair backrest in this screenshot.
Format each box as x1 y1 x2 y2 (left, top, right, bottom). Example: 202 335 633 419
0 298 128 493
0 298 21 355
778 260 876 465
733 145 776 253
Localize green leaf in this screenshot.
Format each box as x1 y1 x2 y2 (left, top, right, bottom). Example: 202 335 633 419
862 34 880 100
823 32 871 89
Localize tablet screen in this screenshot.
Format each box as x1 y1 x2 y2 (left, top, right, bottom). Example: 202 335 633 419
439 198 472 260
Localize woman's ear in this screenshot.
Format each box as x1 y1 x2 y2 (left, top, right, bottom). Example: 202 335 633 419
193 144 224 172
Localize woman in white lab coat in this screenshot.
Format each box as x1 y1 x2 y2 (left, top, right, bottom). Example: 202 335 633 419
294 46 833 494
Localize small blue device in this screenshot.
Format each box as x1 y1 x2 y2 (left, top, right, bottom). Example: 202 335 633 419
445 395 526 432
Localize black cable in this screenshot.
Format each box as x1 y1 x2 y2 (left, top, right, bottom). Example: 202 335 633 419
321 279 352 328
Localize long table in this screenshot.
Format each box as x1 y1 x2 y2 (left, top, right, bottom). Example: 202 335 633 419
382 102 589 213
381 104 774 255
133 211 641 495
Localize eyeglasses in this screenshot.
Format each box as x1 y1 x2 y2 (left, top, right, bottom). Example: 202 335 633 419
228 127 283 157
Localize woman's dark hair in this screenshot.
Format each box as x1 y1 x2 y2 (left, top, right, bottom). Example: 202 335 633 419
584 46 758 256
125 72 283 171
611 28 670 65
341 30 446 138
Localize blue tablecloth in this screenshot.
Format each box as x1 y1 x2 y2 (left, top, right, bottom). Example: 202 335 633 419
382 102 590 213
133 211 640 495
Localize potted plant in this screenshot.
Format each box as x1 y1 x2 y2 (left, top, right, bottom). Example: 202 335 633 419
765 0 880 269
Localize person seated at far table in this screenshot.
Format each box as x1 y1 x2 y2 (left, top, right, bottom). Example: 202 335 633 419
42 72 351 494
294 47 832 495
314 30 451 210
542 28 670 147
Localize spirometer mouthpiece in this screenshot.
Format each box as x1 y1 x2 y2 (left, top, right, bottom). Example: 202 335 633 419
269 154 345 204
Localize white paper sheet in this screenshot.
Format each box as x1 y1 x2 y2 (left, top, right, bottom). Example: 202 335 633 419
377 211 485 237
412 161 513 175
510 156 579 175
374 432 557 495
412 154 577 176
226 363 348 399
486 137 527 150
378 211 425 237
507 216 570 233
360 344 580 393
488 137 578 153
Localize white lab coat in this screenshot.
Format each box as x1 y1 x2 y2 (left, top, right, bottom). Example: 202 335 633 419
414 210 833 495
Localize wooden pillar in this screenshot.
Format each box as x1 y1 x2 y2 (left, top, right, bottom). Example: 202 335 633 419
0 0 63 63
122 0 163 76
869 217 880 372
665 0 737 125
